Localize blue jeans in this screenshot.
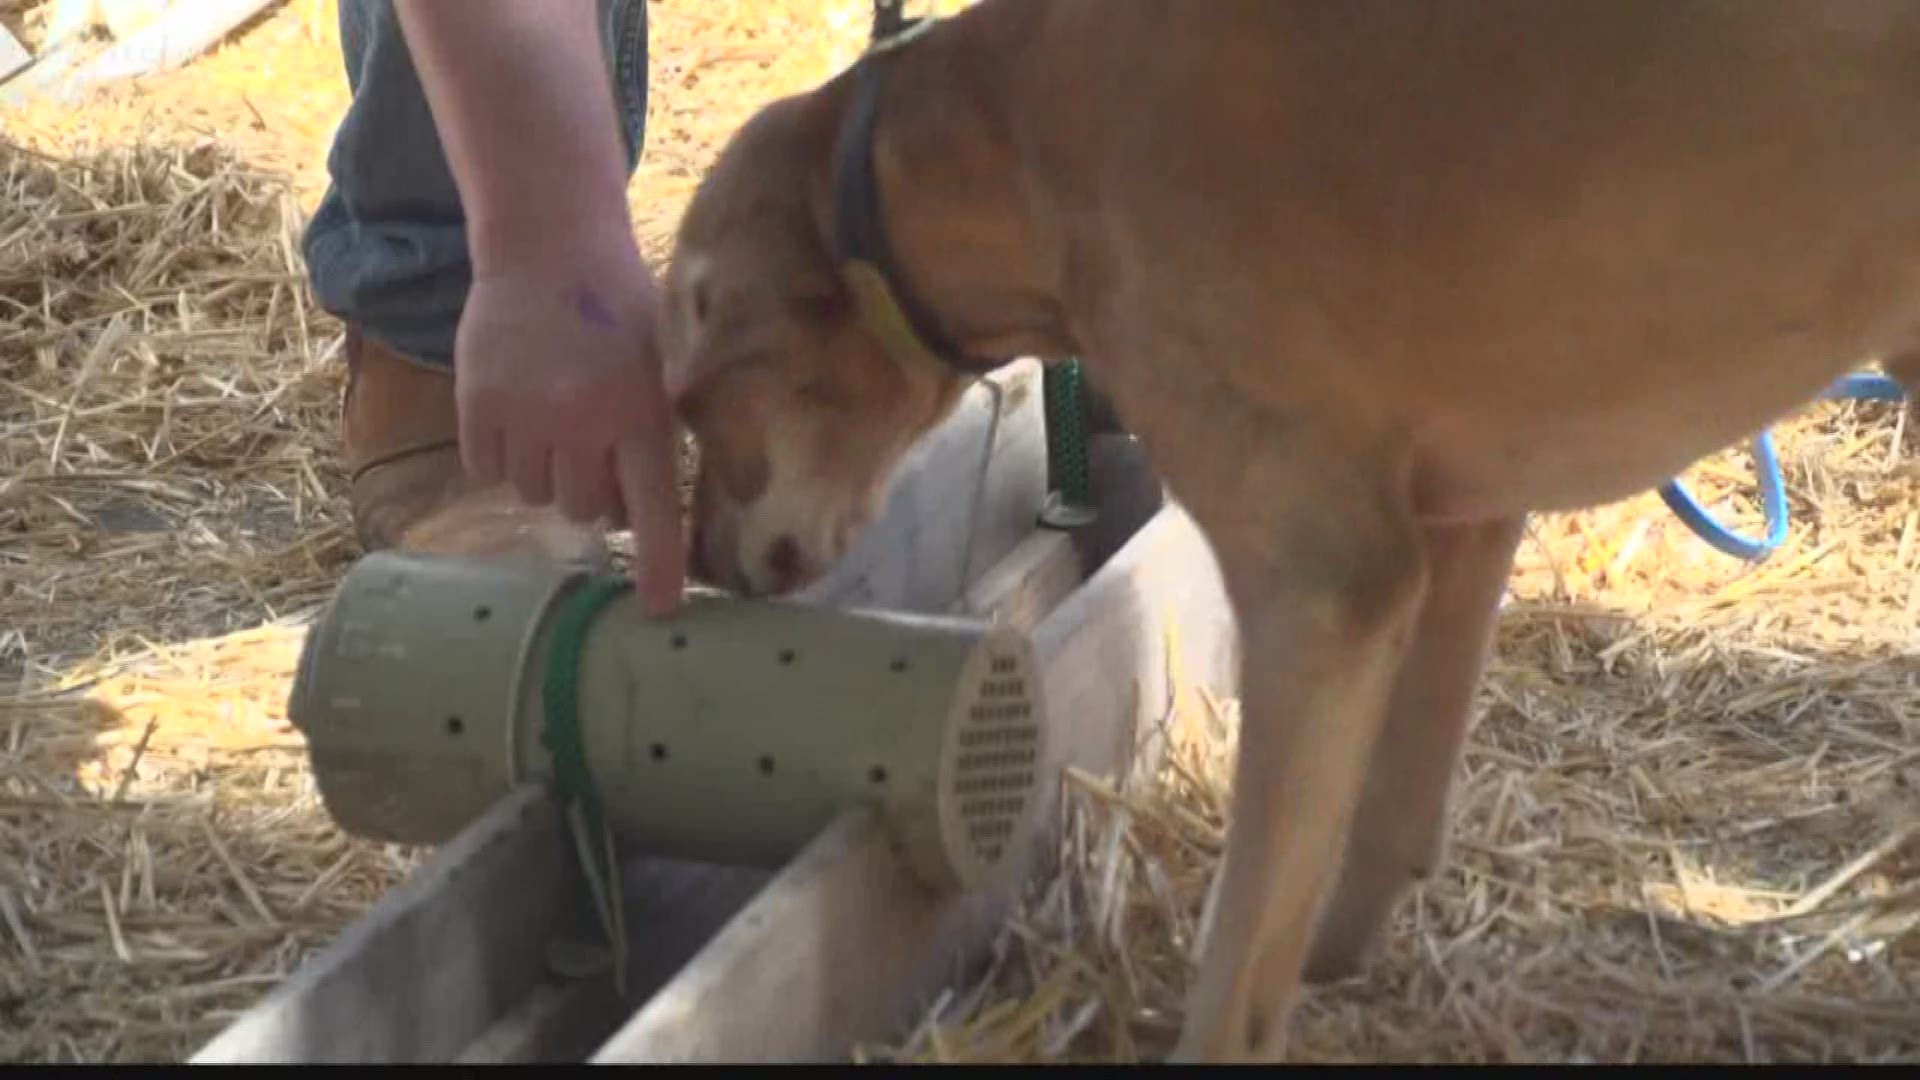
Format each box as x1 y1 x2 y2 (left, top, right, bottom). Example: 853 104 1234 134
302 0 651 371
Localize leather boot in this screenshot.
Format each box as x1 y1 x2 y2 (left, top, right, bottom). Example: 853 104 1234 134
340 328 610 568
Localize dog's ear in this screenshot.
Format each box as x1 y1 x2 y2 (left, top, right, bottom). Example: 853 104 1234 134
660 327 699 405
660 252 712 403
661 343 697 406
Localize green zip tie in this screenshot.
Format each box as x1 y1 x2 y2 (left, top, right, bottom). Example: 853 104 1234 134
540 574 634 997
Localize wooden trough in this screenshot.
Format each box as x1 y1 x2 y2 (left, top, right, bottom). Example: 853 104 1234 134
189 359 1242 1064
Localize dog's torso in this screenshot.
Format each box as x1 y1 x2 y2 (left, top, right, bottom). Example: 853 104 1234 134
973 0 1920 523
665 2 1920 1059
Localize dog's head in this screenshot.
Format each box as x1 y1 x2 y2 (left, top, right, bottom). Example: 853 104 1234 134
659 91 969 597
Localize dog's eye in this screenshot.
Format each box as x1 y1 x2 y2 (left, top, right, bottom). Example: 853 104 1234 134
691 281 712 324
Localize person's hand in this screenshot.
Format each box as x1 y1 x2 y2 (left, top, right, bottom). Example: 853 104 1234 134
387 0 681 611
452 242 685 617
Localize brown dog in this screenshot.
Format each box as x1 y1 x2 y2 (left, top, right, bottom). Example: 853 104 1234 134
656 0 1920 1061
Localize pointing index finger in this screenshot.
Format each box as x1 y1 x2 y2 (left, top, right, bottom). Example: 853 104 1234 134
615 434 686 617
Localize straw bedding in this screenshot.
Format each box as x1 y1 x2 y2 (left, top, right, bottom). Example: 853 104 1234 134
876 437 1920 1062
2 0 1916 1063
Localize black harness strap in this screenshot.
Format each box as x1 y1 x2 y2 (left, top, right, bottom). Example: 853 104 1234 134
830 7 1002 379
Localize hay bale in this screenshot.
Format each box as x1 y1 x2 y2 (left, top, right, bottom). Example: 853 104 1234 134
0 136 355 672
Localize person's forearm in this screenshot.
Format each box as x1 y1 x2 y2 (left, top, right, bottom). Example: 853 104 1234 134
393 0 638 273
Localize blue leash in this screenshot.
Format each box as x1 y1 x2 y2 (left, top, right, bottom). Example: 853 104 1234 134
1656 372 1909 561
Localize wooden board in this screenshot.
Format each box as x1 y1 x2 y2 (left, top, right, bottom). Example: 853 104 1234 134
0 25 30 83
590 502 1240 1063
3 0 278 103
956 528 1083 628
802 359 1047 614
455 855 772 1064
190 362 1054 1064
191 785 572 1063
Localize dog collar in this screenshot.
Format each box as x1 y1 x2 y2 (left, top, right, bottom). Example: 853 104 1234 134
830 25 1002 380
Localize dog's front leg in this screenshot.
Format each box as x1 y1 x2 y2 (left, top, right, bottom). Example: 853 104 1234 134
1304 515 1526 983
1168 438 1430 1062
